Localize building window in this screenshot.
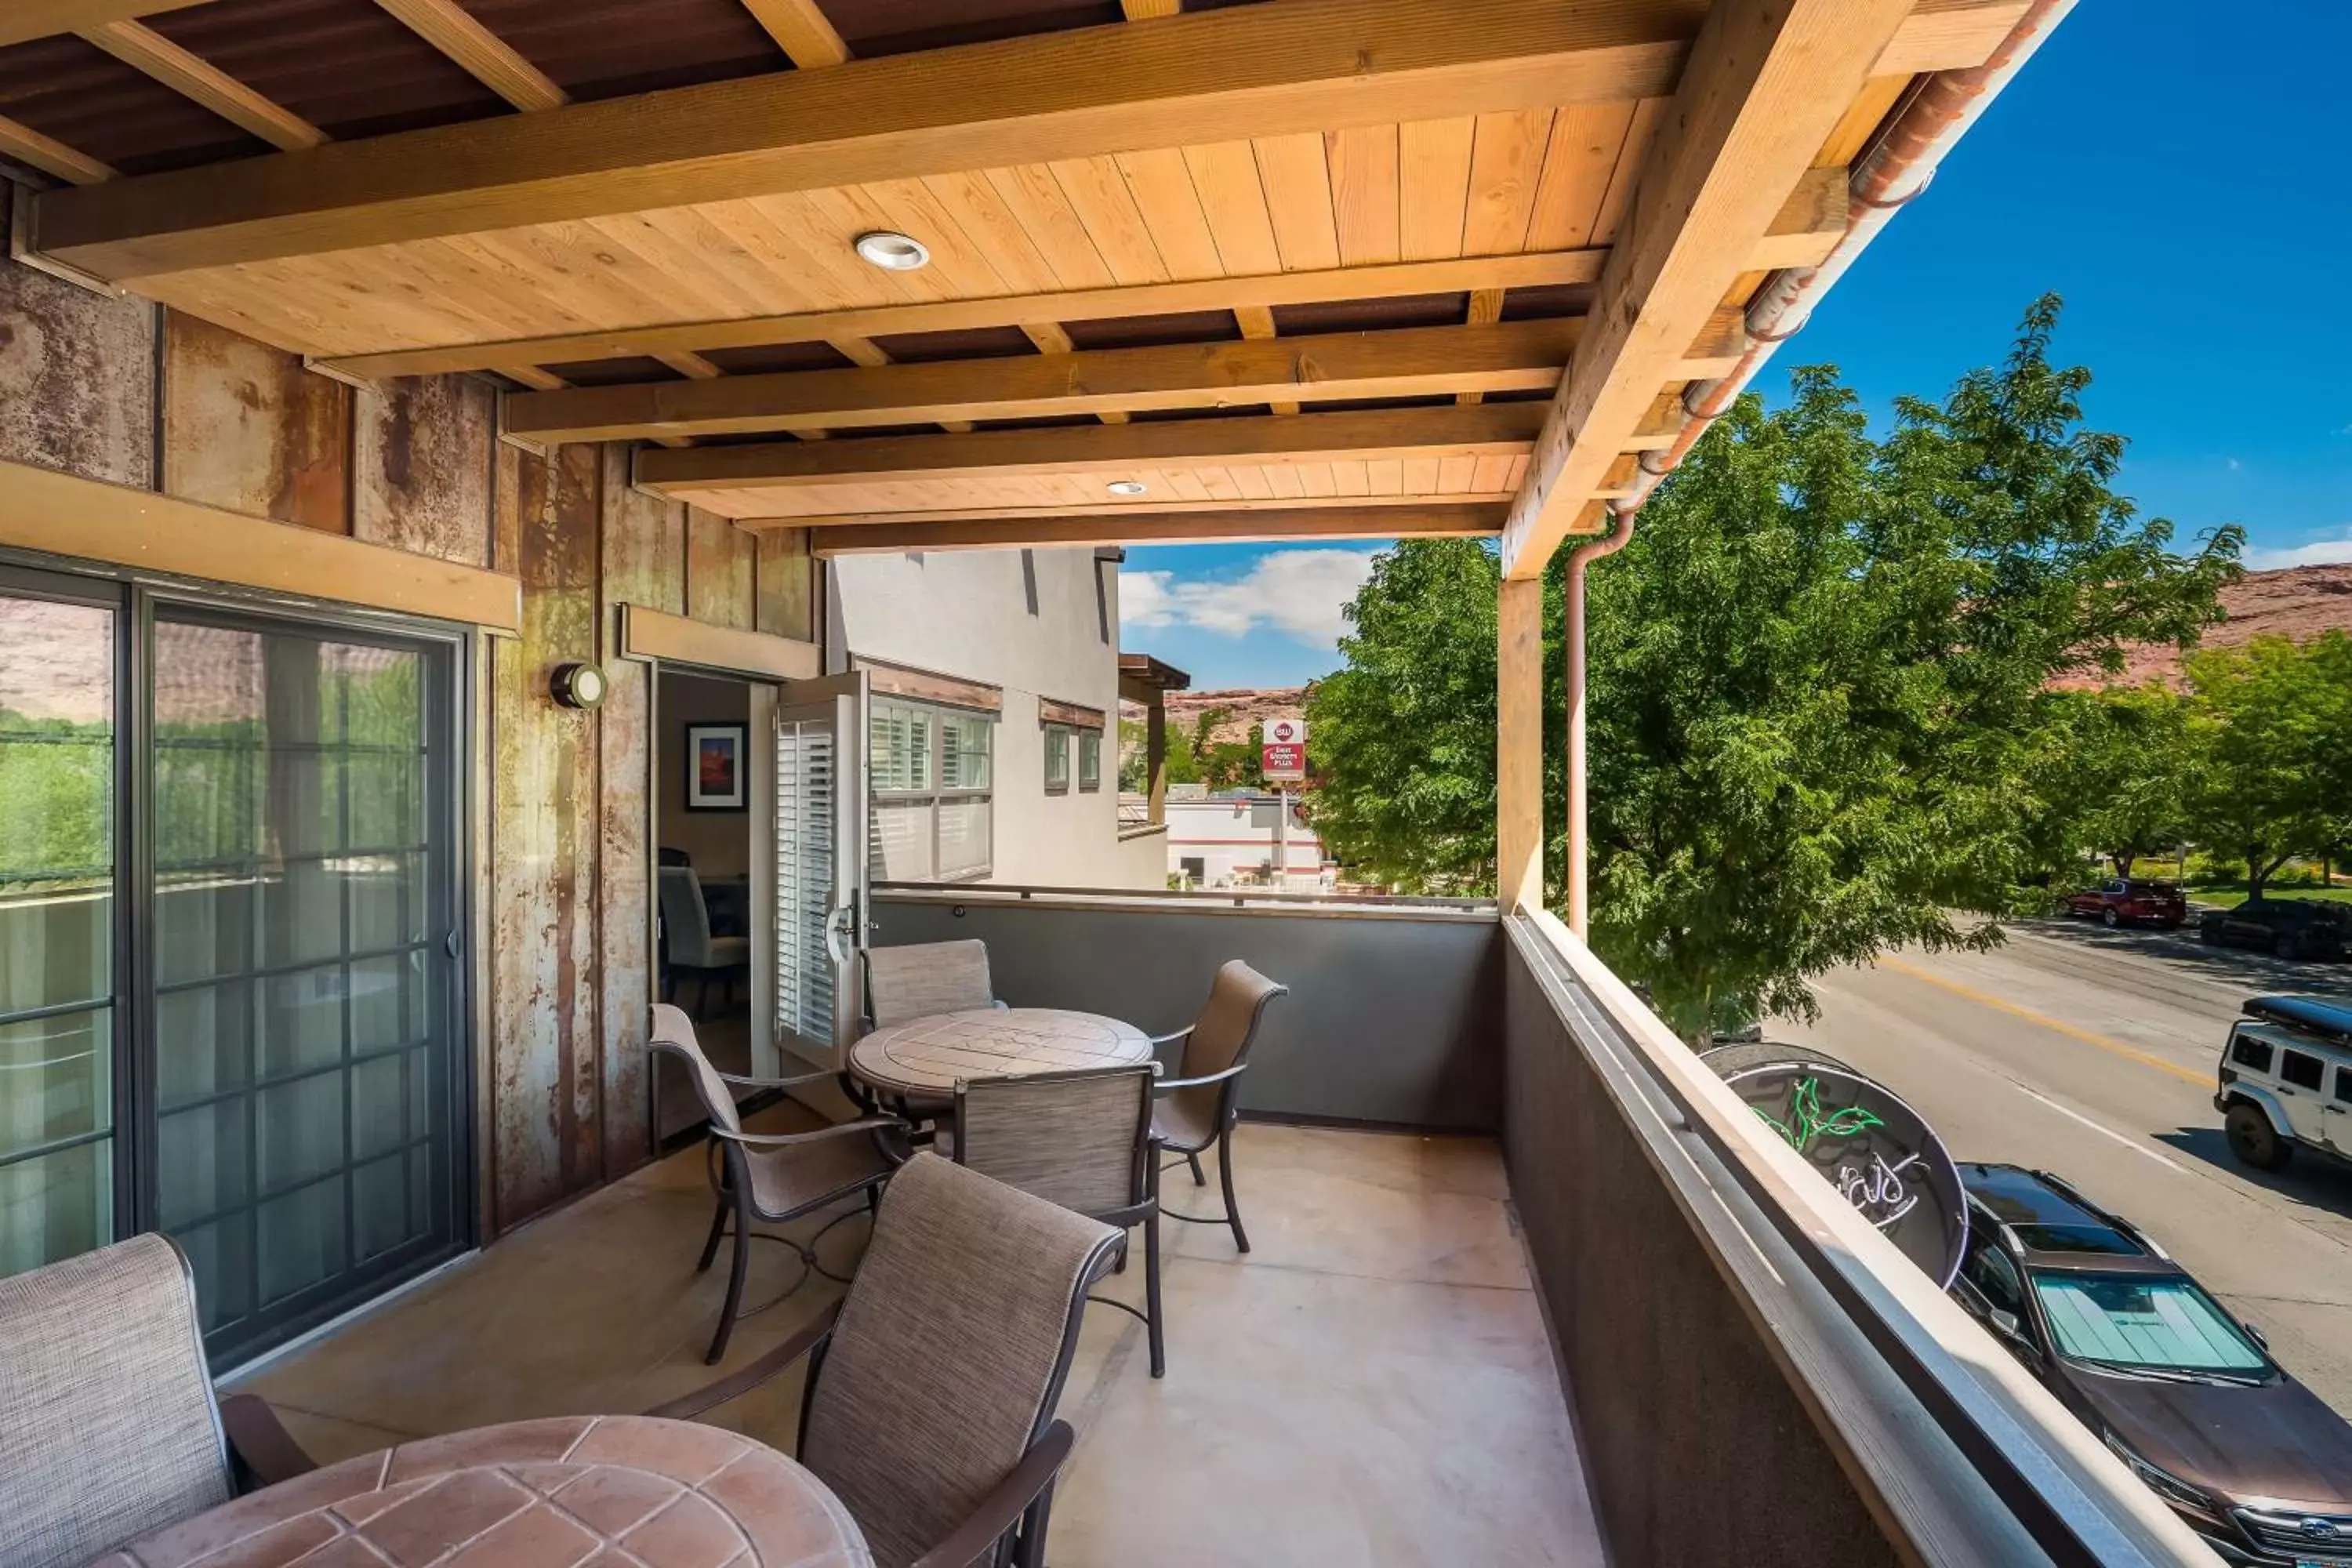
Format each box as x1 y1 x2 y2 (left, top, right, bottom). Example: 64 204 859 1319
1044 725 1071 793
1078 730 1102 792
872 697 993 881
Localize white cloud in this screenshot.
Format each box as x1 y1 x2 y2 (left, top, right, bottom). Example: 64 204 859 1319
1120 549 1381 650
2245 530 2352 571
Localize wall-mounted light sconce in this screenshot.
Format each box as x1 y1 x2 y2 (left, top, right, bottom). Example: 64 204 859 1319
550 662 608 710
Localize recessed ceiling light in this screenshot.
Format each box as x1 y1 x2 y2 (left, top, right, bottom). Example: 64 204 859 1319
1107 480 1149 497
853 230 931 271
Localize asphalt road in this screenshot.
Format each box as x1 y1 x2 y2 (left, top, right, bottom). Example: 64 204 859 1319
1787 918 2352 1416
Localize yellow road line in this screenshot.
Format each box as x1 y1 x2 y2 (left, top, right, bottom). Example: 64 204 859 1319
1874 956 2210 1087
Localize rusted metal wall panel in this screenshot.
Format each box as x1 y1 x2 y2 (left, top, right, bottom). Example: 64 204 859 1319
353 375 495 565
684 505 755 630
488 440 604 1229
593 443 685 1179
162 310 352 532
0 237 155 488
754 527 815 642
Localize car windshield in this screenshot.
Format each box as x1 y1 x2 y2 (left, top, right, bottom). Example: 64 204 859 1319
2031 1272 2270 1376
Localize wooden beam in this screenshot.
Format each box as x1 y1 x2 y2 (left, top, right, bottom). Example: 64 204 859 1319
807 503 1505 554
0 457 518 628
371 0 568 112
506 319 1584 443
634 402 1545 495
79 20 326 152
1749 165 1848 270
315 250 1608 383
0 0 205 46
1501 0 1917 579
619 602 819 678
34 0 1704 278
737 0 851 68
0 115 115 185
1496 575 1544 911
734 492 1504 526
1120 0 1184 17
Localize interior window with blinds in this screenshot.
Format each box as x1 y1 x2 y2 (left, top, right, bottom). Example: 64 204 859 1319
870 698 991 882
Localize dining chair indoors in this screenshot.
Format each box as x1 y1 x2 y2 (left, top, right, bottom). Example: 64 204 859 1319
953 1063 1166 1377
652 1152 1121 1568
648 1003 905 1364
1150 960 1289 1253
657 864 750 1011
0 1235 318 1568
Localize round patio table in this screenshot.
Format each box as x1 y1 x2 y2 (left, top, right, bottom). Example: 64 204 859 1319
850 1006 1152 1099
100 1414 872 1568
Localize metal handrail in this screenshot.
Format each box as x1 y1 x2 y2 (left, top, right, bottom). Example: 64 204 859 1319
872 878 1491 913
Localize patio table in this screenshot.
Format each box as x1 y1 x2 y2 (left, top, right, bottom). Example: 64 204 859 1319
95 1414 872 1568
850 1006 1152 1099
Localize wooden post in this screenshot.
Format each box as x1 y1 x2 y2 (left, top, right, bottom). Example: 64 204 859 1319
1497 575 1544 912
1145 695 1168 826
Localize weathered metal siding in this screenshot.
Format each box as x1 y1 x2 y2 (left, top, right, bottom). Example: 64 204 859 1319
755 528 815 641
353 376 495 565
593 444 685 1179
0 205 154 487
684 504 756 630
489 441 604 1226
162 310 352 531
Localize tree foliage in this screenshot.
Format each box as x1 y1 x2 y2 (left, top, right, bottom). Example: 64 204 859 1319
2182 632 2352 895
1311 297 2240 1031
2051 685 2196 878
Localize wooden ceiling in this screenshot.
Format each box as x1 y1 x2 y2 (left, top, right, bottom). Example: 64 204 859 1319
4 0 2043 572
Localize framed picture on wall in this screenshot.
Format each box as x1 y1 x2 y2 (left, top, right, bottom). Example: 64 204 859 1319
685 723 748 811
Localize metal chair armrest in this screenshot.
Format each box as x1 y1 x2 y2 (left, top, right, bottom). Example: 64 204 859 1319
220 1393 318 1490
1144 1027 1191 1048
643 1299 844 1422
710 1066 839 1091
710 1116 905 1149
909 1420 1075 1568
1155 1063 1249 1094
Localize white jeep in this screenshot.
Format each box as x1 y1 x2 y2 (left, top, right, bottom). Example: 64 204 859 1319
2216 994 2352 1170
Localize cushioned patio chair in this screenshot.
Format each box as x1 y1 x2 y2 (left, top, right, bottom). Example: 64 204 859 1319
0 1234 318 1568
954 1063 1165 1377
652 1152 1120 1568
649 1002 905 1364
1149 960 1289 1253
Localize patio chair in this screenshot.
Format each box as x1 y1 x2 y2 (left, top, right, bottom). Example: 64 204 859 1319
1149 960 1289 1253
652 1152 1121 1568
864 938 1006 1028
658 864 749 1011
648 1002 905 1364
0 1234 318 1568
953 1063 1165 1377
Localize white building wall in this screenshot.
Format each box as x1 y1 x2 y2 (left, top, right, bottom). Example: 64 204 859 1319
1163 795 1334 891
829 547 1151 888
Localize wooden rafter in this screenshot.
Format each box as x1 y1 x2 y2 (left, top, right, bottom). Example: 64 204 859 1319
27 0 2010 281
0 0 204 46
1501 0 1918 576
79 20 325 152
0 116 115 185
371 0 567 113
633 403 1548 496
506 318 1589 443
738 0 850 68
804 503 1507 554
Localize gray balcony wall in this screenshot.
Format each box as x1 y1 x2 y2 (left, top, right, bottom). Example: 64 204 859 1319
868 891 1503 1130
1502 923 1900 1567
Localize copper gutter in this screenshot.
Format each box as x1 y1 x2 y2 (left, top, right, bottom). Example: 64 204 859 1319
1561 0 2074 935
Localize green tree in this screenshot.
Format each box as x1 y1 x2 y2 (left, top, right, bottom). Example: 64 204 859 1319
2058 685 2197 879
2183 633 2351 897
1312 297 2239 1030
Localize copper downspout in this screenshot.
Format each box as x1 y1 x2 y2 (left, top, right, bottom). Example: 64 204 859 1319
1563 511 1634 938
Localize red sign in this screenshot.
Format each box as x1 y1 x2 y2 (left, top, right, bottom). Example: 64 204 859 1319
1261 715 1307 782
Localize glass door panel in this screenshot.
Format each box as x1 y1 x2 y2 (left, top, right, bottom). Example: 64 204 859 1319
151 615 454 1356
0 592 117 1277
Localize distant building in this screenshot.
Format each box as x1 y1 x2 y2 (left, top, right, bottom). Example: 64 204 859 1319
1152 792 1336 891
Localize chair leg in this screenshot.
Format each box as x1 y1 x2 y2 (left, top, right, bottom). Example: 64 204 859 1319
1186 1150 1206 1187
707 1196 752 1364
696 1192 730 1273
1144 1210 1165 1379
696 972 712 1014
1218 1126 1250 1254
1014 1475 1058 1568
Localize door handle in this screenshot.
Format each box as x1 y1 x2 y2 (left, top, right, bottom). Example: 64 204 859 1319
444 928 463 959
823 896 856 966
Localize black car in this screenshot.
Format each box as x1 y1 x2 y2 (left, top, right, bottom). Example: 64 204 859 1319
2201 898 2349 962
1950 1163 2352 1563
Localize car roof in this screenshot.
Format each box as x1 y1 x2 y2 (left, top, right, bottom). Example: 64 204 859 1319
2244 996 2352 1047
1958 1163 2160 1265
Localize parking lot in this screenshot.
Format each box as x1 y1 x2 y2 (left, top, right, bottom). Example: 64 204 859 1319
1790 916 2352 1414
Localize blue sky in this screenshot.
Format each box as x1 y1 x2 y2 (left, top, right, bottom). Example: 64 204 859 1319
1120 0 2352 690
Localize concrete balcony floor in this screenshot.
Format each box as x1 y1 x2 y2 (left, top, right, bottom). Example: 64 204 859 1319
237 1113 1601 1566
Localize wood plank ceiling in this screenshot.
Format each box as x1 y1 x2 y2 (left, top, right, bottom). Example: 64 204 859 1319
0 0 2038 564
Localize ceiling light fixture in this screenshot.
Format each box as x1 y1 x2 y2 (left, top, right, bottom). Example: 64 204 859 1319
1107 480 1149 497
853 230 931 271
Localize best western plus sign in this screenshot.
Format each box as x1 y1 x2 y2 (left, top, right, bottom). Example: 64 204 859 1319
1261 716 1308 782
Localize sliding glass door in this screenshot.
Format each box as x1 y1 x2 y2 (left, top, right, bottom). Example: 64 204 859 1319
0 568 468 1364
